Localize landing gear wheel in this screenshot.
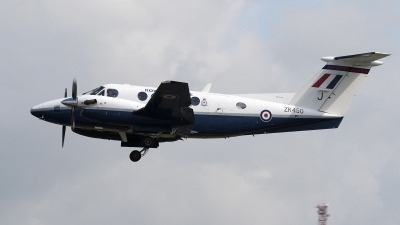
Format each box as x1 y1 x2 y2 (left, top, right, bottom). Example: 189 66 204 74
141 137 154 148
129 150 141 162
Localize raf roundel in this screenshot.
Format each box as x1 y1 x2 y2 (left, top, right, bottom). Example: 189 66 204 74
201 98 208 106
260 110 272 122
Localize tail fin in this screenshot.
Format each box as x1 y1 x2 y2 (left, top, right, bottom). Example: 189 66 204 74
289 52 390 116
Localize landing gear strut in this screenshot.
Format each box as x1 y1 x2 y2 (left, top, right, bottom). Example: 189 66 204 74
129 148 149 162
129 134 162 162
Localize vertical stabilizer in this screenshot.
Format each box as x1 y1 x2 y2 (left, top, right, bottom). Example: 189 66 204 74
289 52 390 116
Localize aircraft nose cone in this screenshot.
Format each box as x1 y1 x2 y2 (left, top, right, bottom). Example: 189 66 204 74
30 103 43 118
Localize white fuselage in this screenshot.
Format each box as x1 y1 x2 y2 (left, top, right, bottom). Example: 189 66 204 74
32 83 341 139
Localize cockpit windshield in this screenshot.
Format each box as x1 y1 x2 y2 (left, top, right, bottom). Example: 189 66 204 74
83 86 105 95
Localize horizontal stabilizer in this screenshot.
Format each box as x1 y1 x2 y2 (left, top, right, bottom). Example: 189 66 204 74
321 52 390 67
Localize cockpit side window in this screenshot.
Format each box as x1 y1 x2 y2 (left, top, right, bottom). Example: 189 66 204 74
107 89 119 98
88 86 105 95
98 90 105 96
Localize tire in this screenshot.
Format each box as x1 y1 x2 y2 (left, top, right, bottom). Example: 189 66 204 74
129 150 141 162
141 137 153 148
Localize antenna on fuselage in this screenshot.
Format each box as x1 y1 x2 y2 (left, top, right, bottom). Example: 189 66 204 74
201 83 212 93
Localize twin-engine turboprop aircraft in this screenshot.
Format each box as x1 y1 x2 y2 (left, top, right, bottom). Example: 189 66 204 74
31 52 390 162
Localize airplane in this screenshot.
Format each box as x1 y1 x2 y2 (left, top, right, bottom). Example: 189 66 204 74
31 52 390 162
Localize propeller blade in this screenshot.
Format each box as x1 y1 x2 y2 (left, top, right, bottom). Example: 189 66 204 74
72 79 77 100
62 125 66 148
64 88 67 98
71 107 75 130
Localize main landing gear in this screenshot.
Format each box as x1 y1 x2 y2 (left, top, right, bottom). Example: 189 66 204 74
129 148 149 162
129 137 154 162
129 134 161 162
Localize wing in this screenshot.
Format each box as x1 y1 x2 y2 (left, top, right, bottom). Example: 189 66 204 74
133 81 195 125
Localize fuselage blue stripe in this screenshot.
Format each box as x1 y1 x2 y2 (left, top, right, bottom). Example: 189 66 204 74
32 108 342 136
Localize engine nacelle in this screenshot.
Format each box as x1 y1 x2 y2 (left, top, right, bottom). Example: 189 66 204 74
77 96 145 125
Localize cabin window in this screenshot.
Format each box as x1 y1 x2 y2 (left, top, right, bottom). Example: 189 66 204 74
107 89 119 98
138 92 147 101
191 97 200 106
236 102 246 109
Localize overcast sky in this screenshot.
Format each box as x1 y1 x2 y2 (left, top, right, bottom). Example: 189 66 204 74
1 0 400 224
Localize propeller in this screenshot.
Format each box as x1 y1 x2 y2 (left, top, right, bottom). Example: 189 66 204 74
62 88 67 147
61 79 78 147
71 78 77 130
62 124 66 148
